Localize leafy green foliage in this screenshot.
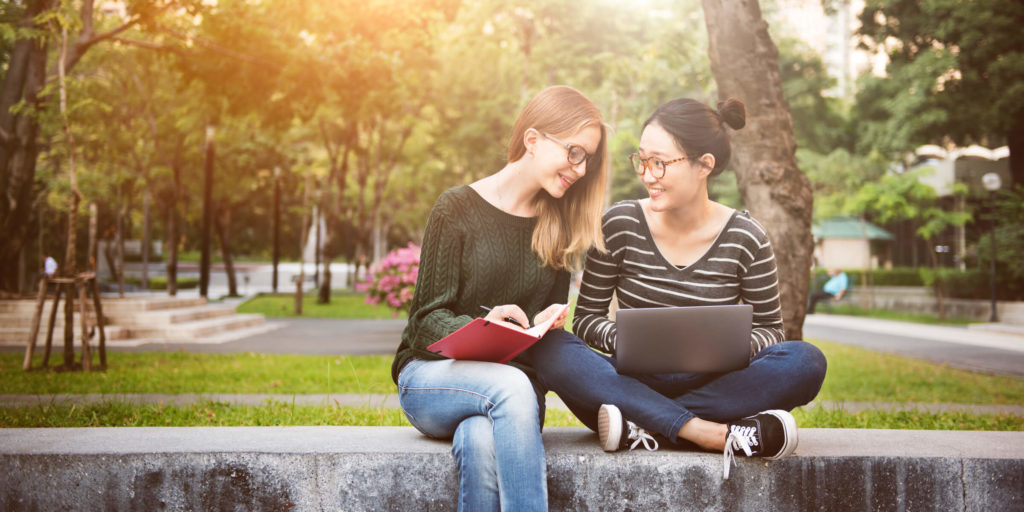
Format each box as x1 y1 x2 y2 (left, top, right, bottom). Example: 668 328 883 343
976 186 1024 288
777 37 851 154
811 267 924 288
800 148 889 219
124 275 199 290
855 0 1024 158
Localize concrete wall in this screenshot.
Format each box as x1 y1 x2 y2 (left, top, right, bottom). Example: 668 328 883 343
844 286 1024 324
2 427 1022 511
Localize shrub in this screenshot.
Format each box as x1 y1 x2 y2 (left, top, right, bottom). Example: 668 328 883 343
356 243 420 315
810 267 1021 300
124 276 199 290
811 267 924 288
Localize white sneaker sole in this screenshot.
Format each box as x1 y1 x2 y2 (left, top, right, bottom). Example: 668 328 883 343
598 404 623 452
761 409 798 459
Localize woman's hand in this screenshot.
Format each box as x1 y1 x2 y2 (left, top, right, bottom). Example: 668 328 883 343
484 304 530 330
533 303 569 331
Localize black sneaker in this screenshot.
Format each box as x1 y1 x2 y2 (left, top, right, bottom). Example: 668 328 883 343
722 409 798 478
598 404 659 452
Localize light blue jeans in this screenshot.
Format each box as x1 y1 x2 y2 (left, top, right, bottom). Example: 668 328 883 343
397 358 548 512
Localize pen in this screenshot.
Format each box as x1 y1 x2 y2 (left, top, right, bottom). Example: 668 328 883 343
480 306 526 328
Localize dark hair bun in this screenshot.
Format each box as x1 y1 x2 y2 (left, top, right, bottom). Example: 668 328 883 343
716 98 746 130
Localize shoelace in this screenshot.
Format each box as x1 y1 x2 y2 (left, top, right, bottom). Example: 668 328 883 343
626 423 659 451
722 426 756 479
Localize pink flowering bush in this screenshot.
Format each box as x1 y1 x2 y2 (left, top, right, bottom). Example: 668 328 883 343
357 243 420 315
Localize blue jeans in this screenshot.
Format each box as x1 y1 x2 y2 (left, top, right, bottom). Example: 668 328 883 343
524 330 826 444
397 358 548 512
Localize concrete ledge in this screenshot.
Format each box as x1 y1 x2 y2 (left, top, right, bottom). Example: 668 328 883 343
2 427 1023 511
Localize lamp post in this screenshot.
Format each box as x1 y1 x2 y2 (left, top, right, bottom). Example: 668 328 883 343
982 172 1002 322
200 125 215 299
272 166 281 293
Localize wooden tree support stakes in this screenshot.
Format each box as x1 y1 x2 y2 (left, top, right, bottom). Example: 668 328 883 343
23 273 107 372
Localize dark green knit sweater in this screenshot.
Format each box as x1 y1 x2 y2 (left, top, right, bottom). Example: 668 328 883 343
391 185 570 383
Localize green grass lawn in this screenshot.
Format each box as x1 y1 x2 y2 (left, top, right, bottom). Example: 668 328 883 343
814 303 977 325
237 293 405 319
5 353 397 394
3 339 1023 429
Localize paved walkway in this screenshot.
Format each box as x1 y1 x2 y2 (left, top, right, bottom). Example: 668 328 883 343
104 318 407 355
803 314 1024 377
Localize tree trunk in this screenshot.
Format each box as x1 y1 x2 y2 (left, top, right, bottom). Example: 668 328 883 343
88 203 98 271
318 182 332 304
59 21 80 301
928 249 947 322
314 205 321 287
200 127 215 299
166 151 183 296
1008 112 1023 189
165 203 178 296
317 207 333 304
0 0 52 292
216 206 238 297
318 261 332 304
701 0 815 341
142 191 150 290
296 173 313 315
116 187 126 297
272 168 281 293
1 0 149 292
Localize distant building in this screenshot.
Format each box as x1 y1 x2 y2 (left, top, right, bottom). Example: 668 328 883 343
812 216 893 270
903 145 1011 269
770 0 885 99
909 145 1011 197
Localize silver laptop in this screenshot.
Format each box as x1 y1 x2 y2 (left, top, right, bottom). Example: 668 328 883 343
615 304 753 374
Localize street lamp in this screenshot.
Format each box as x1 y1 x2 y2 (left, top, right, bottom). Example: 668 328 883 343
982 172 1002 322
272 166 281 294
200 125 215 299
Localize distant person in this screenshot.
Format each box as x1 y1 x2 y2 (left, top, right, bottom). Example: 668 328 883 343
44 256 58 277
807 268 849 314
392 85 610 511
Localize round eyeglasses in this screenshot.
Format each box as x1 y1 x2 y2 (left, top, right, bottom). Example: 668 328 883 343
629 153 688 179
542 132 591 166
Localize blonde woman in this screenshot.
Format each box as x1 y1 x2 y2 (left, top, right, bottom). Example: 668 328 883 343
392 85 608 511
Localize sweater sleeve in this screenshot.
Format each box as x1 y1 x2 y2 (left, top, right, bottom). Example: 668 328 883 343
402 196 475 352
740 221 786 355
572 208 627 354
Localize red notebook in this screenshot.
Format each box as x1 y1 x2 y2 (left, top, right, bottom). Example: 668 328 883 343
426 304 570 363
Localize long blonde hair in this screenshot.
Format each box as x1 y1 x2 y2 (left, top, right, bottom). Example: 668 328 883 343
508 86 608 271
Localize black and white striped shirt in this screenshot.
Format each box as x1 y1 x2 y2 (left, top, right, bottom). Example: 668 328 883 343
573 200 785 357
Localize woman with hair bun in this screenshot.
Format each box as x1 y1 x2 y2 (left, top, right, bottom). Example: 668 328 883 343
527 97 827 479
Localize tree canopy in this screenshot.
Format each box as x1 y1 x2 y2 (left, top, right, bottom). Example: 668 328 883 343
855 0 1024 184
2 0 1018 301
